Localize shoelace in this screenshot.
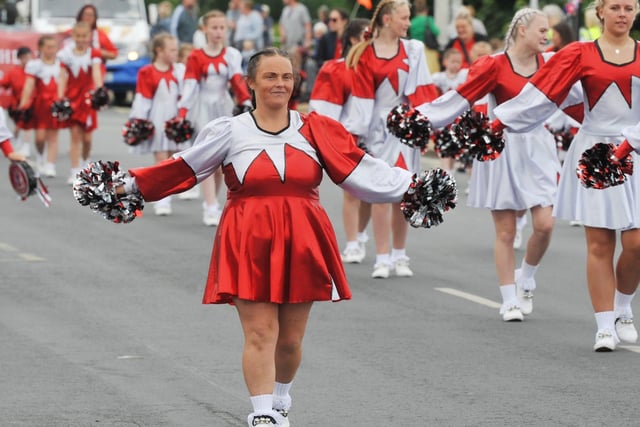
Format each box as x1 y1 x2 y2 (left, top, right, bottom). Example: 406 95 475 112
252 415 276 425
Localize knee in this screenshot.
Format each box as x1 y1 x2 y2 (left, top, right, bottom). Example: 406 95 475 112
276 335 303 357
245 324 278 350
496 229 516 244
533 218 554 237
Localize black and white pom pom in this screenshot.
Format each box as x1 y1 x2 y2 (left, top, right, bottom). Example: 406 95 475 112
8 106 34 127
122 118 155 146
72 160 144 224
164 117 195 143
386 103 432 149
51 99 73 121
454 110 505 161
400 169 458 228
87 86 110 110
232 104 253 116
577 142 633 189
433 125 467 159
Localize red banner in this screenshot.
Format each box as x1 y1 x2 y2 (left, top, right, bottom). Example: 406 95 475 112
0 30 42 107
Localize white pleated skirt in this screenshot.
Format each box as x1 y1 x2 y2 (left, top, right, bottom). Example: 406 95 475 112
554 130 640 230
467 126 560 211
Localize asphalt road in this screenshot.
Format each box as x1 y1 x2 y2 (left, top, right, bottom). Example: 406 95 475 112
0 107 639 427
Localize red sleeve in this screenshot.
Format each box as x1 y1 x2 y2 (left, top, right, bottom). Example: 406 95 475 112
98 30 118 55
310 61 348 104
529 43 583 106
135 66 155 98
230 74 251 104
184 51 201 80
456 55 499 105
300 112 365 184
350 53 375 100
408 83 439 106
129 157 197 202
1 140 14 157
563 103 584 125
91 48 103 61
0 69 11 89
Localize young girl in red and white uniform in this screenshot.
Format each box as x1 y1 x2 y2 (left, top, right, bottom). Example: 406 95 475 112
309 18 372 264
492 0 640 351
128 33 184 216
176 10 252 226
57 22 104 184
416 8 581 321
115 48 416 427
18 36 61 178
0 47 33 156
343 0 438 279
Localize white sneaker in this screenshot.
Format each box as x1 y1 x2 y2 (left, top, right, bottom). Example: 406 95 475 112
515 269 536 315
569 220 582 227
593 330 619 352
203 205 222 226
394 257 414 277
247 410 287 426
615 316 638 343
153 202 172 216
500 302 524 322
513 229 523 250
371 262 391 279
67 168 82 185
342 246 365 263
178 185 200 200
40 162 57 178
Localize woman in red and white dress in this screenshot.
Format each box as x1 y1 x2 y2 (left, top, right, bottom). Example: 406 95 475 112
309 18 372 264
343 0 438 279
176 10 252 226
18 36 61 177
128 33 184 216
416 8 582 321
57 22 104 184
115 48 417 427
493 0 640 351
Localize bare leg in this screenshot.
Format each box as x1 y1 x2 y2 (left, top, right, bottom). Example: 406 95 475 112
391 201 408 250
371 203 391 256
523 205 554 266
616 228 640 295
491 209 517 285
342 191 360 243
584 226 616 312
45 129 59 164
358 202 371 233
69 125 83 169
275 302 313 383
82 130 92 163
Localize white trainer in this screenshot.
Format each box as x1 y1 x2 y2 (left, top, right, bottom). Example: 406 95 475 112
342 247 365 263
615 316 638 343
394 257 413 277
40 162 57 178
247 410 288 426
513 229 523 250
178 185 200 200
515 269 536 315
203 205 222 226
67 168 82 185
371 262 391 279
593 330 619 352
500 302 524 322
153 202 172 216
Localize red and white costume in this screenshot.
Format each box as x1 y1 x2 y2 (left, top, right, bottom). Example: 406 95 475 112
129 63 186 154
494 41 639 229
64 28 118 75
343 39 438 173
57 45 102 131
419 52 578 210
178 47 251 131
128 111 412 304
23 58 61 130
0 66 27 109
308 58 352 121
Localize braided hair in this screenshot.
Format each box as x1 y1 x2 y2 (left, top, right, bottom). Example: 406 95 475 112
503 8 546 51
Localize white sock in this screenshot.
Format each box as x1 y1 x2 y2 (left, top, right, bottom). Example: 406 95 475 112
375 253 390 265
614 290 635 316
357 231 369 243
250 394 273 414
595 311 616 332
516 214 527 230
390 248 407 262
345 240 359 251
273 381 292 410
520 260 538 279
499 284 517 304
202 201 219 212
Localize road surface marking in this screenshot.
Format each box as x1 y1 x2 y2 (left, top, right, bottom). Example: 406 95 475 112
0 242 18 252
619 345 640 354
435 287 501 309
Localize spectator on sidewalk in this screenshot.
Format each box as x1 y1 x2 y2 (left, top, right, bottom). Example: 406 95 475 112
279 0 312 50
233 0 264 50
170 0 198 45
314 7 349 66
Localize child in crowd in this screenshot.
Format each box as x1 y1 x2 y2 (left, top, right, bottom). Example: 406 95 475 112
0 46 34 157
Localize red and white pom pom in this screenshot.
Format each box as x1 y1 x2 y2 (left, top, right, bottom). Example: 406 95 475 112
452 110 505 161
577 142 633 189
386 103 433 149
164 117 195 143
433 125 467 159
86 86 110 110
400 169 458 228
122 119 155 146
72 160 144 224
